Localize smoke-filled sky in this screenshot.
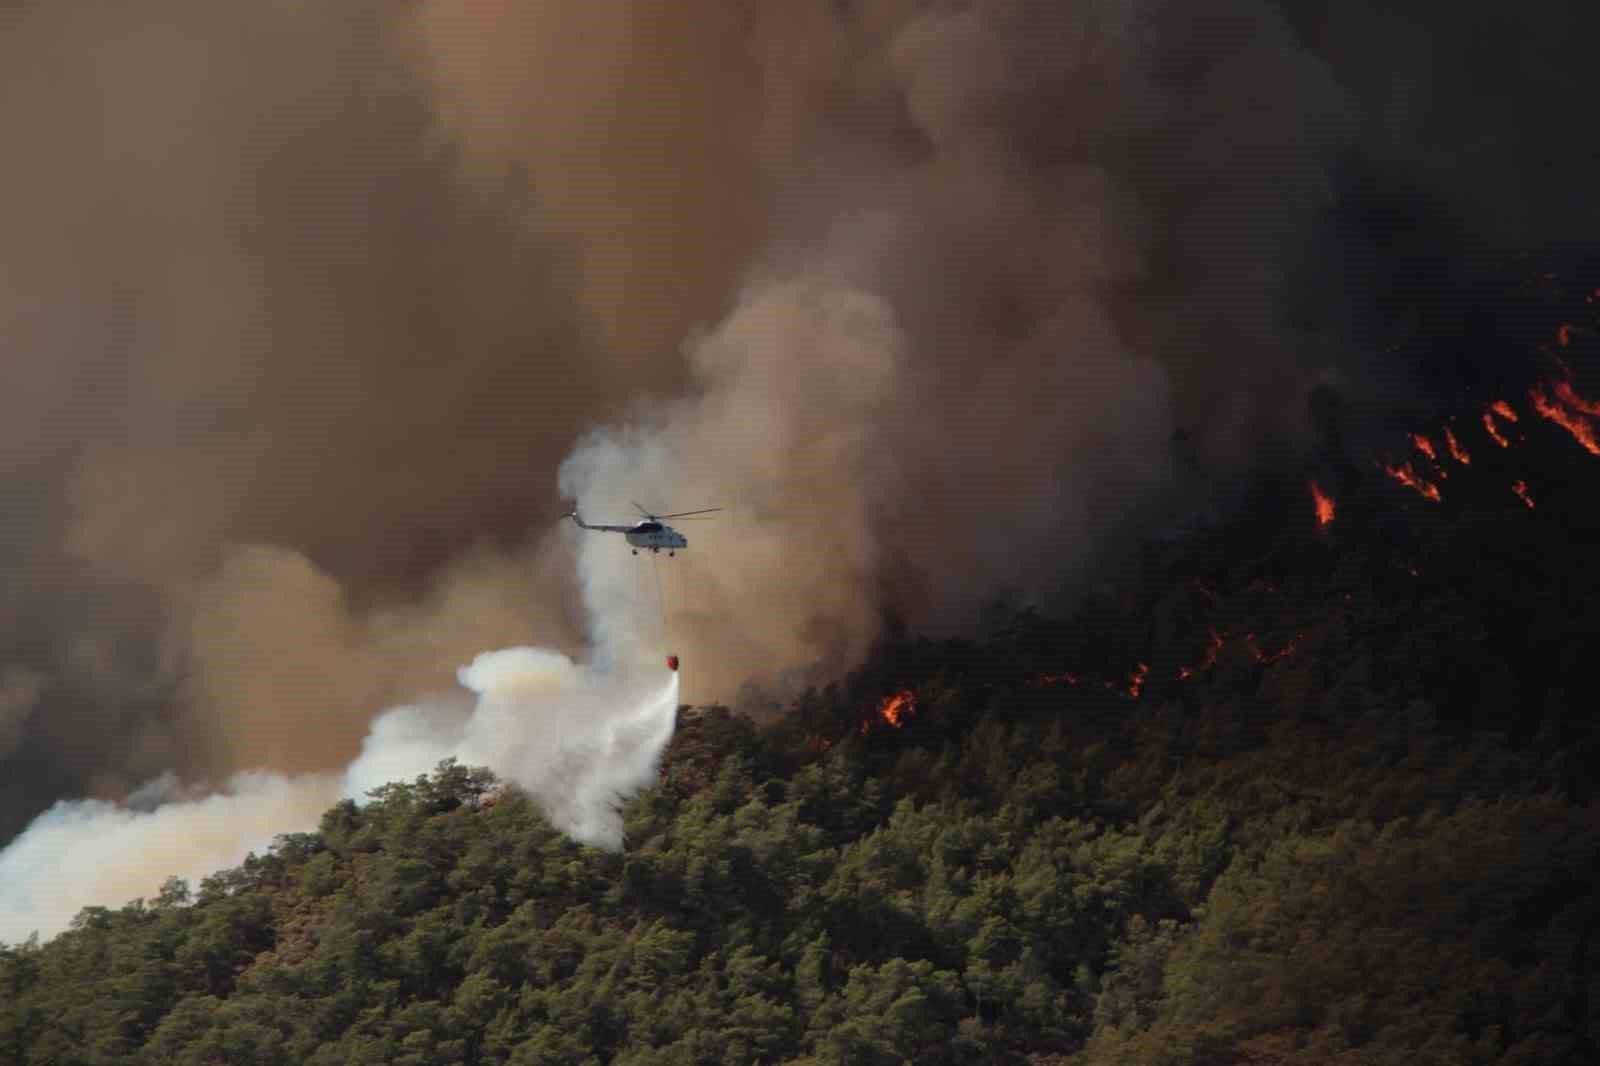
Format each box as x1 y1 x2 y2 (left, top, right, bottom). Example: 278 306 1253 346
3 0 1598 848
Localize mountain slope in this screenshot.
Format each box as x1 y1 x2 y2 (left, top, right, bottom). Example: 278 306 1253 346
5 268 1600 1065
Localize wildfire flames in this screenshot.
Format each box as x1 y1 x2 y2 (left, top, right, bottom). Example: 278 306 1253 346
1482 409 1512 448
876 690 915 728
1375 372 1600 514
1382 459 1443 502
1171 627 1304 681
1529 383 1600 456
1482 399 1521 449
812 339 1592 761
1553 380 1600 417
1249 633 1302 665
1309 481 1336 527
1177 630 1224 680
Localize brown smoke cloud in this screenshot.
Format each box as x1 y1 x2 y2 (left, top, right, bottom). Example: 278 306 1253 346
0 0 613 838
3 0 1596 843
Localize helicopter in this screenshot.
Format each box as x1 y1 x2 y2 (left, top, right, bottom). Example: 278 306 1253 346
565 502 721 556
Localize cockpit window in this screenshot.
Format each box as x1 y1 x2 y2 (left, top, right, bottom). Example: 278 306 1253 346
635 522 662 533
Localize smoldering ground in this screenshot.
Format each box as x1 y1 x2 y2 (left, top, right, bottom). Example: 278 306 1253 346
3 0 1599 861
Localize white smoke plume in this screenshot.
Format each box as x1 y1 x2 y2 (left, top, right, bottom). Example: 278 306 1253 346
0 532 680 944
0 771 344 943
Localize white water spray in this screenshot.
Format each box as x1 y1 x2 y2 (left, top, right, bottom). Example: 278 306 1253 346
0 529 681 943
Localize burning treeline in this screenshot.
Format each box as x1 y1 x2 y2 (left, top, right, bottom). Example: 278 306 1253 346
829 312 1600 752
1332 314 1600 518
1376 381 1600 510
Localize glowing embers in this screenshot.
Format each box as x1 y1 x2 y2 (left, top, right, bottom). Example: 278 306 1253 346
1176 630 1224 680
1248 633 1302 665
1172 628 1303 681
1443 426 1471 465
1529 382 1600 456
1309 480 1336 528
1030 663 1146 698
1511 480 1536 509
1410 433 1439 463
1382 459 1443 502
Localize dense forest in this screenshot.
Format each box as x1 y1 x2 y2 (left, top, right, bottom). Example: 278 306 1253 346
5 270 1600 1064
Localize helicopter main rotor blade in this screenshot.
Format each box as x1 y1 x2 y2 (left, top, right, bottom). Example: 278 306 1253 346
631 500 653 518
655 507 722 519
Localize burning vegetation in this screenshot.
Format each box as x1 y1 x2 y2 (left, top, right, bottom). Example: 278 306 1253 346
1176 630 1225 680
1309 481 1336 528
1382 460 1443 502
1529 384 1600 456
1249 633 1303 665
1382 372 1599 510
875 690 915 729
1482 407 1513 448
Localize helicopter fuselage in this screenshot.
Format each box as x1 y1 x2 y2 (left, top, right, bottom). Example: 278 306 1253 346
567 508 709 555
623 521 688 552
568 513 688 553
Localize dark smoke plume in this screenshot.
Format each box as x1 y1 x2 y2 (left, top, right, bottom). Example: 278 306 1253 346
2 0 1597 849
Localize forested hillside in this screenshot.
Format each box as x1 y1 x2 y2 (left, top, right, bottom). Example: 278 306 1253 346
6 274 1600 1064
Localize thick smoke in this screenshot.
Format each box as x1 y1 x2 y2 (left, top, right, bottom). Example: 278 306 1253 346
0 770 343 944
1 493 679 943
4 0 1599 847
0 659 677 943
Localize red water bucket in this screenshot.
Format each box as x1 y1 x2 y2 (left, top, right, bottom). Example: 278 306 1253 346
666 654 679 672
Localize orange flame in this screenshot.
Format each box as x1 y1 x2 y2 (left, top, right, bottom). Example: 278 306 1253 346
1104 664 1149 698
1530 384 1600 456
1482 409 1511 448
1030 672 1080 687
1410 433 1438 462
1557 324 1579 347
1490 400 1519 422
1511 480 1535 509
877 690 915 727
1382 460 1443 502
1443 426 1471 464
1309 480 1336 527
1553 380 1600 417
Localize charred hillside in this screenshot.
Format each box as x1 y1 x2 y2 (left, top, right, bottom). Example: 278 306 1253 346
4 266 1600 1065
